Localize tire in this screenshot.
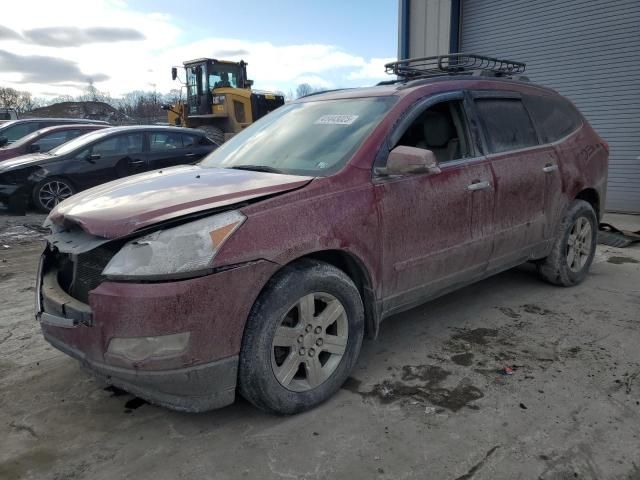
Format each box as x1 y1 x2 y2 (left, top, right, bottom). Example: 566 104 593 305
32 177 76 212
238 259 364 415
195 125 224 146
538 199 598 287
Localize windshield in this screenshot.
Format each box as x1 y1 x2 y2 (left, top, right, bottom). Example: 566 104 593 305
49 128 115 155
200 96 396 176
6 129 45 148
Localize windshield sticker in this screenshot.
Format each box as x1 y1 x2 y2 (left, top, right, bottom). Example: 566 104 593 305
314 114 359 125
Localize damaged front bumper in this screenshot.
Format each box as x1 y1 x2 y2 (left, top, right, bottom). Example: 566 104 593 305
37 249 279 412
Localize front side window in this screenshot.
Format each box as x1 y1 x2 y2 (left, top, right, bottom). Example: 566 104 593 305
396 100 471 163
200 96 396 176
86 133 144 157
475 98 539 153
0 122 41 143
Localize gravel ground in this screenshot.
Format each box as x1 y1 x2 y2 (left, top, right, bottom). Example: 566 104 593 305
1 211 639 480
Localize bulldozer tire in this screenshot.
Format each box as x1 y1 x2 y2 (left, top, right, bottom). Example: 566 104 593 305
196 125 225 146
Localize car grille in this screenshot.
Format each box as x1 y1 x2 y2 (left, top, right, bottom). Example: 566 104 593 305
70 247 115 303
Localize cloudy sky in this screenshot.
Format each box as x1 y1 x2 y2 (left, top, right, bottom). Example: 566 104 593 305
1 0 398 98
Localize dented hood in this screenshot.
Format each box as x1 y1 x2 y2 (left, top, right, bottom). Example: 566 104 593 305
47 165 313 238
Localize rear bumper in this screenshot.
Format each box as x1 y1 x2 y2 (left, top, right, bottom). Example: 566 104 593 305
44 332 238 412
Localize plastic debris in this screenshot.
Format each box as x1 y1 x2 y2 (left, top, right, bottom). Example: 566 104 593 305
500 366 514 375
424 406 436 414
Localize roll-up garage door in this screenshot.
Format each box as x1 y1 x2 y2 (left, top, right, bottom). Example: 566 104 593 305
460 0 640 213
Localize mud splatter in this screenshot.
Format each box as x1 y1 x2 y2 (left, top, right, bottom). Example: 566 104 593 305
451 352 475 367
607 256 639 265
522 304 554 315
347 365 483 412
451 328 499 345
497 306 521 319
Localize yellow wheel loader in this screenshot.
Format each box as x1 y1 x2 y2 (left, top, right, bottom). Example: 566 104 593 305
163 59 285 144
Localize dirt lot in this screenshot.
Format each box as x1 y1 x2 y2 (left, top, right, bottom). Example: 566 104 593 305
1 211 639 480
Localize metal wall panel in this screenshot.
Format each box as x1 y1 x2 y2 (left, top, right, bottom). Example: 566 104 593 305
460 0 640 213
407 0 452 58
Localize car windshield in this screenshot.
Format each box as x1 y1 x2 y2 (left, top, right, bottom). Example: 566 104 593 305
200 96 396 176
6 129 47 148
49 129 115 155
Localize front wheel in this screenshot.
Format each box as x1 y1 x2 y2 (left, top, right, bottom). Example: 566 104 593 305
33 177 76 212
238 259 364 414
538 199 598 286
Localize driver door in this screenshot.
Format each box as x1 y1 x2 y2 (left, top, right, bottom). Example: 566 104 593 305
376 92 495 316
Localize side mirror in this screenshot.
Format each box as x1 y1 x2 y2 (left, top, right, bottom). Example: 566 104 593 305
171 67 178 81
246 79 254 88
86 153 101 163
28 143 41 153
0 136 8 148
377 146 441 176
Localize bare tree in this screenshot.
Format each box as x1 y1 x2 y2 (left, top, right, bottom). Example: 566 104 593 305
296 83 315 98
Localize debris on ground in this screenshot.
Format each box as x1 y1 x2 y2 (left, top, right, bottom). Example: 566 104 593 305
598 223 640 248
500 366 514 375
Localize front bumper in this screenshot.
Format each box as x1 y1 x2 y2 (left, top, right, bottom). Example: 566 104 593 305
44 332 238 412
37 251 279 412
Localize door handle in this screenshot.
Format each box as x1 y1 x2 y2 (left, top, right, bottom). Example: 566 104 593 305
543 164 558 173
467 180 491 191
185 152 196 157
129 159 145 166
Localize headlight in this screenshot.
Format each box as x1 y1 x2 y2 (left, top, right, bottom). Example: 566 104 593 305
102 210 245 279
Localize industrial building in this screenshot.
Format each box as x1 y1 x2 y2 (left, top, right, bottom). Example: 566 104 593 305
398 0 640 213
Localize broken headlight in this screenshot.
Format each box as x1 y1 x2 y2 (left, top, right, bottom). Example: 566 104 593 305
102 210 245 279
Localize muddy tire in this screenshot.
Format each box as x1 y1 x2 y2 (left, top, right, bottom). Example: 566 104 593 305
538 199 598 287
238 259 364 415
32 177 76 212
195 125 224 146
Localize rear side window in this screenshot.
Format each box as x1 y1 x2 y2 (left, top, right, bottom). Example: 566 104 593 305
150 132 184 151
524 95 582 143
475 98 538 153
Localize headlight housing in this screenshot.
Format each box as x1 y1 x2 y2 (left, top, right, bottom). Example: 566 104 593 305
102 210 245 279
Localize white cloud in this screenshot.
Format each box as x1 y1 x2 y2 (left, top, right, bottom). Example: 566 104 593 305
347 57 396 80
0 0 395 98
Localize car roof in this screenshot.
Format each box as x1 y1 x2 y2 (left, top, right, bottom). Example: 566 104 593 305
95 125 206 135
296 75 558 102
0 118 108 125
32 124 108 134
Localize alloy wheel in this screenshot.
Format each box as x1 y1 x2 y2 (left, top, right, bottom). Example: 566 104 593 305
567 216 593 272
38 180 73 210
271 292 348 392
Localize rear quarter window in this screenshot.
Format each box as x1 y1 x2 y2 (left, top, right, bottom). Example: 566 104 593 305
524 94 583 143
475 98 539 154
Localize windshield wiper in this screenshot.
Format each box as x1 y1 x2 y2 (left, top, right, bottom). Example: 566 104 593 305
230 165 284 174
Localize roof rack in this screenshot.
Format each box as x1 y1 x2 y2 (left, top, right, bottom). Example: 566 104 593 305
384 53 526 80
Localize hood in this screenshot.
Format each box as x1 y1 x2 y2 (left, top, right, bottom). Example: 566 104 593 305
0 152 52 170
47 165 313 238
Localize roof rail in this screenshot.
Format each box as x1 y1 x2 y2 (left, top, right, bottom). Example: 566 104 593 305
384 53 526 81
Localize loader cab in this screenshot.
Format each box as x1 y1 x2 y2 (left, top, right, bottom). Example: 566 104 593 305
184 58 251 116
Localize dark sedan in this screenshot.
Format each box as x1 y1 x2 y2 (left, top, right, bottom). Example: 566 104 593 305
0 118 109 146
0 124 108 162
0 126 217 212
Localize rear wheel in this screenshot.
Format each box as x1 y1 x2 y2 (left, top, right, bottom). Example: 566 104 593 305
538 199 598 286
33 177 76 212
195 125 224 146
238 259 364 414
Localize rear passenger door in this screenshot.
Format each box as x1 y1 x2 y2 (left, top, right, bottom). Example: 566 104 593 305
471 91 550 268
147 131 202 170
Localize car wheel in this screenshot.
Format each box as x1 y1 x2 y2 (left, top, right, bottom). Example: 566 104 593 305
195 125 224 146
33 177 76 212
538 199 598 286
238 259 364 415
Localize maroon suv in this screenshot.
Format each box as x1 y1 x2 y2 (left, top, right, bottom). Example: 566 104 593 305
37 56 608 414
